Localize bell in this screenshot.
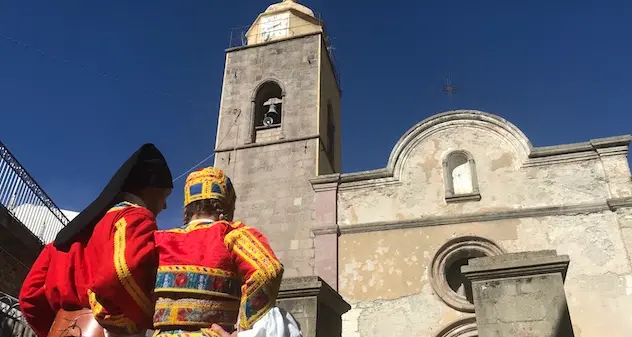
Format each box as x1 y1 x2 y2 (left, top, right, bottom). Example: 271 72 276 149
267 103 278 115
263 116 274 126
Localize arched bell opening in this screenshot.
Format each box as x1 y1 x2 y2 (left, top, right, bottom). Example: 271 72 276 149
254 81 283 129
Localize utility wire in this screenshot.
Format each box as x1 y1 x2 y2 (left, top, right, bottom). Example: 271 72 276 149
0 31 247 184
171 109 242 182
0 31 233 182
0 31 200 107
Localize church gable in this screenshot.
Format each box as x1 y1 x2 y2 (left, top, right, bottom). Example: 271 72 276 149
389 110 531 179
395 118 525 204
332 110 627 226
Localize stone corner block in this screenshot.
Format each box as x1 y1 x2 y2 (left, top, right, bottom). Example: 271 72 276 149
276 277 350 337
461 250 570 282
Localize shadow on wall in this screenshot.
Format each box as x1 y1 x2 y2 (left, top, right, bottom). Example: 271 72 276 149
554 304 575 337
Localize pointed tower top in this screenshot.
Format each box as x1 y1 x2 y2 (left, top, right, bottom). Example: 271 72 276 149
244 0 323 45
264 0 315 17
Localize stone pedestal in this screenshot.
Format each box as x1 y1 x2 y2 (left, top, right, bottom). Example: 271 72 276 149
276 277 351 337
461 250 574 337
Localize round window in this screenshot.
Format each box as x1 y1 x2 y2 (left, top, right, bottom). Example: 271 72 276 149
429 236 505 312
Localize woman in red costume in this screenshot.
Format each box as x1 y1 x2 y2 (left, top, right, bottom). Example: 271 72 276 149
152 166 301 337
18 143 173 337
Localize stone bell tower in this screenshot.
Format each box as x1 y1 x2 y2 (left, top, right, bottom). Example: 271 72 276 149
213 0 342 278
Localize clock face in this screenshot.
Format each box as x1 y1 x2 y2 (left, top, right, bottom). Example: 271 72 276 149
260 13 290 42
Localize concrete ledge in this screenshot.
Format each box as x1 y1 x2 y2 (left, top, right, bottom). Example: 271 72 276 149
462 250 570 282
445 192 482 204
277 277 350 337
278 276 350 316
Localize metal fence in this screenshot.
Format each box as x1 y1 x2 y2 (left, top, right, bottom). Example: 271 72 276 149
0 141 69 244
0 292 35 337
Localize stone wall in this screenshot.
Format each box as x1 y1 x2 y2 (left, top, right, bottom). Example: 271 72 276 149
215 34 322 149
338 212 632 337
316 111 632 337
0 205 43 297
214 34 328 277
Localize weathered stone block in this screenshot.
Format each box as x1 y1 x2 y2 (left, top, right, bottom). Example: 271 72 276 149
276 277 350 337
462 250 574 337
0 205 43 297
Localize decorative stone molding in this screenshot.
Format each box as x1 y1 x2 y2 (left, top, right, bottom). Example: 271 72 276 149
215 134 320 152
435 316 478 337
250 78 287 101
608 196 632 211
430 236 506 313
524 134 631 167
312 227 339 236
306 110 630 190
309 173 340 192
389 111 532 178
337 199 631 235
226 31 323 52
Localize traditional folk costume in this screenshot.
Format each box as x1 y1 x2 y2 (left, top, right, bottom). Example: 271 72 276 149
152 167 295 337
19 144 173 337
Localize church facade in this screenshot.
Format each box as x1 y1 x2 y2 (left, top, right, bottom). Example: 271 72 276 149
213 1 632 336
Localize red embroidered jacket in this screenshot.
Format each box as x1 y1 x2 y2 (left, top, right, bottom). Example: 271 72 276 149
18 239 91 337
86 202 159 333
18 201 158 337
152 219 283 337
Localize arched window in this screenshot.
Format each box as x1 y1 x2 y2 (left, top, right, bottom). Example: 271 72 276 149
443 151 481 202
254 81 283 129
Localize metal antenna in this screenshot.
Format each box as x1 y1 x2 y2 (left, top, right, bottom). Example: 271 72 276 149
440 74 459 108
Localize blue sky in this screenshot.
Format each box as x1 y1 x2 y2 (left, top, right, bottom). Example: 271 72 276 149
1 0 630 229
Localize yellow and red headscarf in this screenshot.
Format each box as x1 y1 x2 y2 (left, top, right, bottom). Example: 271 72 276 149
184 166 235 207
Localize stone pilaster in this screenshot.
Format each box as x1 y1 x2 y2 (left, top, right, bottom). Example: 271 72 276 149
276 277 350 337
309 174 340 290
461 250 574 337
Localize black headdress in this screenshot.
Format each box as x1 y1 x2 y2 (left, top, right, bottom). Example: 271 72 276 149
53 143 172 250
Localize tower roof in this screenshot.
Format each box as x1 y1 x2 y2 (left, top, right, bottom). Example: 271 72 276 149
264 0 315 18
243 0 323 46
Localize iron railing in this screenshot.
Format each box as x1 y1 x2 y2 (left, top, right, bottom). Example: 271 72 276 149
0 292 35 337
0 141 69 244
